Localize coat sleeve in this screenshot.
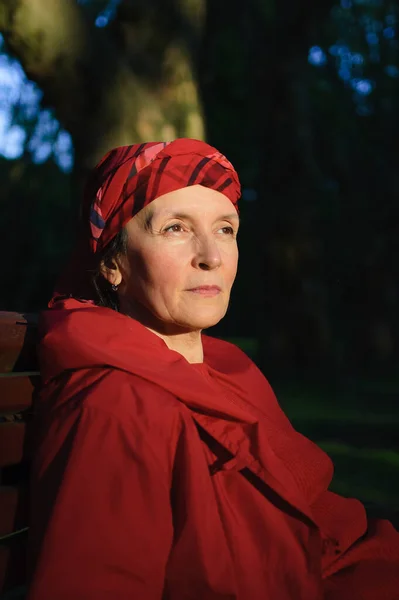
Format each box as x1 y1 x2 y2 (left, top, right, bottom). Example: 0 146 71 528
27 374 178 600
311 481 399 599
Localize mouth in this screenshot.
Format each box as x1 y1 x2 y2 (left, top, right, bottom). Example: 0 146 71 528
187 285 222 297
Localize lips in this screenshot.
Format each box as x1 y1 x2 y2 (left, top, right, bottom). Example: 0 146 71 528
188 285 221 297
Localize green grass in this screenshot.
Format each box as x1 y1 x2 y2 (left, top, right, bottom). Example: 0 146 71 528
317 442 399 509
274 383 399 511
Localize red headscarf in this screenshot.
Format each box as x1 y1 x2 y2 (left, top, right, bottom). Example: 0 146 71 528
50 138 241 305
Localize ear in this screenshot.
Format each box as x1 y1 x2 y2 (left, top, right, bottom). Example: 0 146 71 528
99 257 123 287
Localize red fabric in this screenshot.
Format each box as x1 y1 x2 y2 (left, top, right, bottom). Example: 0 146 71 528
27 299 399 600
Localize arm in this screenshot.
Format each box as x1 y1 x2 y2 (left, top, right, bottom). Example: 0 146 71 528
27 377 176 600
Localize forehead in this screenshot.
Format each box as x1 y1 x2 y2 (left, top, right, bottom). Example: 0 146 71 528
147 185 237 218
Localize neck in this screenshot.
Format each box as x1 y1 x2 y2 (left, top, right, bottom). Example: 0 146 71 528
119 296 204 363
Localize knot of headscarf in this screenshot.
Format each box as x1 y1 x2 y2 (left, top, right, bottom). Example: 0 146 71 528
84 138 241 254
49 138 241 306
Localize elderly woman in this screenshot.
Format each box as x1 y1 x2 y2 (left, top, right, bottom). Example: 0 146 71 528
28 139 398 600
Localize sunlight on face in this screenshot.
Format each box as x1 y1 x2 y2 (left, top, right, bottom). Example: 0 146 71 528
117 184 239 334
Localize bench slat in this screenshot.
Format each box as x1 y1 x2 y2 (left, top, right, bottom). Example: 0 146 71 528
0 312 36 595
0 486 29 538
0 312 38 374
0 376 38 414
0 423 32 468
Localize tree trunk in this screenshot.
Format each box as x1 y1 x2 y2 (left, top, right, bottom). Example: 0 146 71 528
0 0 206 178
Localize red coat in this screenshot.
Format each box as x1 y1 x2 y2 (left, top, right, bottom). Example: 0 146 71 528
27 299 399 600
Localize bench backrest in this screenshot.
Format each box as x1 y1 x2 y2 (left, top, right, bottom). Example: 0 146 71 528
0 311 39 594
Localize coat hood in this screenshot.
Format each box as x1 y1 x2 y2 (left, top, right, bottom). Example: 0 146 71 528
38 298 259 424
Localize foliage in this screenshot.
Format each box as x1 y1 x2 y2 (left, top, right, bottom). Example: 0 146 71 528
275 378 399 512
0 156 73 311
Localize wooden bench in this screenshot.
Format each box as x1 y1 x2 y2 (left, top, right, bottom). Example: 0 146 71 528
0 312 39 597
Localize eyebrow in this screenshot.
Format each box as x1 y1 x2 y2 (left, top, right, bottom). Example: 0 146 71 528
143 208 154 231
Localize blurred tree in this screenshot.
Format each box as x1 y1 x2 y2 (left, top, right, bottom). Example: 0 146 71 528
0 155 73 309
250 0 399 380
0 0 206 181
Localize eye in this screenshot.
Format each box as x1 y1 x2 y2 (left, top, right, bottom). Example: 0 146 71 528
164 223 185 233
218 226 235 235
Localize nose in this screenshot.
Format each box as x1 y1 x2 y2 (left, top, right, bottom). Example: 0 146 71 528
192 234 222 270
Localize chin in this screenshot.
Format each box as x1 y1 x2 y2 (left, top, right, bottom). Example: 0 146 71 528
183 308 227 331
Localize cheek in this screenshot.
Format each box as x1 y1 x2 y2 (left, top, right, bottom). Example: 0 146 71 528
125 247 183 296
223 247 239 285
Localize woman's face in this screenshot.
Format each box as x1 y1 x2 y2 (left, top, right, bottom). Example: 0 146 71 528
113 184 239 334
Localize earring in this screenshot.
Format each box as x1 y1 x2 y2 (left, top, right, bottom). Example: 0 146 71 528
111 283 119 292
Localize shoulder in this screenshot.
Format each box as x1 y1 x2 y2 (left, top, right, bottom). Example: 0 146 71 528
87 368 181 415
39 367 184 438
35 368 185 475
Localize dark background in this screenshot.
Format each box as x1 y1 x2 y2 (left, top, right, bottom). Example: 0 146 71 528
0 0 398 514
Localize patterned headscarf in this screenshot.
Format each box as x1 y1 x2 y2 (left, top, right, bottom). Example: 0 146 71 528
84 138 241 254
50 138 241 305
